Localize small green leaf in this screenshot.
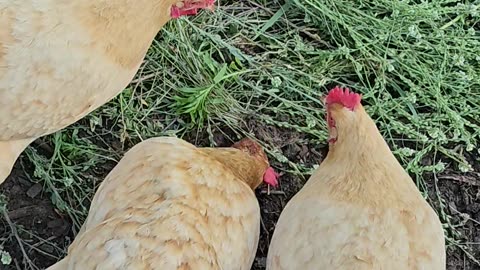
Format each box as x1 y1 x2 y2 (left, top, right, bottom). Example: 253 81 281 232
1 251 12 265
213 64 228 84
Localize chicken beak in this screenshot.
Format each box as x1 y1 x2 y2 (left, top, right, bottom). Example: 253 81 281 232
190 0 216 11
206 5 215 12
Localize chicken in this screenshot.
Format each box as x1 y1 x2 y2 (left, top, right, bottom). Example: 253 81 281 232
0 0 215 184
266 87 445 270
46 136 279 270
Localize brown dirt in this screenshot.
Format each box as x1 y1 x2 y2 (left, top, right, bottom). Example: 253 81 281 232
0 160 72 269
0 122 479 270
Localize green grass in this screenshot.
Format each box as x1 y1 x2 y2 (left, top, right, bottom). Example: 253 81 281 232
2 0 480 268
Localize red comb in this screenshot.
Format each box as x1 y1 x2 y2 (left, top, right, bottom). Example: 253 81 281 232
325 86 362 110
171 0 216 18
263 167 279 187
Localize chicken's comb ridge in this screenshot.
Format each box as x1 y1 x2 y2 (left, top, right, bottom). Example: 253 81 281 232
325 86 362 110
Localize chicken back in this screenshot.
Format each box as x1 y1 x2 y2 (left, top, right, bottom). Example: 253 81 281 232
47 137 277 270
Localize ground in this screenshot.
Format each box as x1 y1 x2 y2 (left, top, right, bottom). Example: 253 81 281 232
1 0 479 269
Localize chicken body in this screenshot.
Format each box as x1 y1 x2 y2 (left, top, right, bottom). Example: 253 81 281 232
47 137 271 270
267 88 445 270
0 0 213 184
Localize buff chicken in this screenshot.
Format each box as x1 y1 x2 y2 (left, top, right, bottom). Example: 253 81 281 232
266 87 445 270
46 136 278 270
0 0 215 184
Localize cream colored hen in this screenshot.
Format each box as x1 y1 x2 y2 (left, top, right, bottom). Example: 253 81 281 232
267 87 445 270
0 0 214 184
47 137 278 270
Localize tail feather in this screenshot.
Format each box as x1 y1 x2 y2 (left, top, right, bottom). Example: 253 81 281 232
46 257 68 270
0 138 34 185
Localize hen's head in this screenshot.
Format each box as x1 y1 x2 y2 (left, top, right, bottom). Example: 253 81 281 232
171 0 215 18
324 86 363 145
232 138 279 189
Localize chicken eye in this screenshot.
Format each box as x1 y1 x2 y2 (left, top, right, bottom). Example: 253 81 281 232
327 113 335 128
